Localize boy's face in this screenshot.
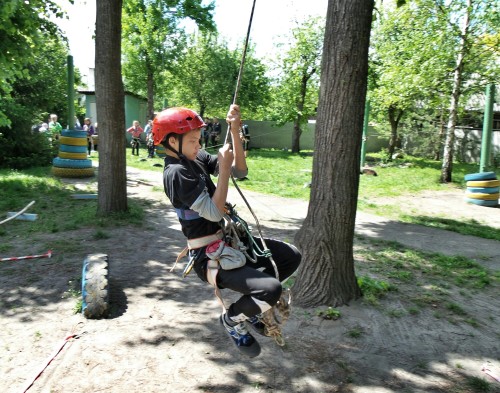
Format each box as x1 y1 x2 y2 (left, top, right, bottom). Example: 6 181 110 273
172 129 201 161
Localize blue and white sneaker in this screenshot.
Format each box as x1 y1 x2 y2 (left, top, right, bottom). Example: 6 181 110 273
220 314 261 357
246 314 267 336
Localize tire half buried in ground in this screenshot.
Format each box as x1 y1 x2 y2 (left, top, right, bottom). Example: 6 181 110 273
82 254 110 319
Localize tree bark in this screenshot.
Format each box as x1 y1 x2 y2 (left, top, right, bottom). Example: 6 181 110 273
95 0 128 214
146 58 155 121
441 0 471 183
387 104 403 159
293 0 373 307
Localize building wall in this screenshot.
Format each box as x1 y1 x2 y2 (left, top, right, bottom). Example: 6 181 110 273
80 92 147 145
239 120 385 153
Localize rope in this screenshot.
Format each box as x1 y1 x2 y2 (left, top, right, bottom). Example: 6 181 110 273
0 200 35 225
218 0 280 280
22 322 86 393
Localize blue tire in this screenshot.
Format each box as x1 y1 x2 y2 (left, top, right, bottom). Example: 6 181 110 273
82 254 110 319
59 144 87 153
53 157 93 168
464 172 497 182
61 129 87 138
466 186 500 194
465 198 498 207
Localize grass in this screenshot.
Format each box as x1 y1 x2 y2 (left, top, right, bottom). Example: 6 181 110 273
0 166 144 242
2 148 498 242
354 238 500 324
118 147 499 240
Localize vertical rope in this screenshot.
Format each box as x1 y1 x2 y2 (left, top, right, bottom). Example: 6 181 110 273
224 0 257 145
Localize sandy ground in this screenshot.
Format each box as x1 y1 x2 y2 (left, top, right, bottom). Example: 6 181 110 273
1 166 499 393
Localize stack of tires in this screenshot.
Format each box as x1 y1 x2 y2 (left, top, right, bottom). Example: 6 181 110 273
155 144 166 158
52 129 95 178
464 171 499 207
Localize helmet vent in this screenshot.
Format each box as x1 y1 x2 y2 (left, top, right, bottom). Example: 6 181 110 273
186 116 193 121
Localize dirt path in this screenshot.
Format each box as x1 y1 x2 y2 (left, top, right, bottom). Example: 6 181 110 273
1 167 499 393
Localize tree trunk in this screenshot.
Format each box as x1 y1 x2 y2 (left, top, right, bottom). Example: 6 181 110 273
387 104 403 159
291 67 316 153
441 0 471 183
291 120 302 153
95 0 128 214
146 59 155 121
293 0 373 307
433 107 446 161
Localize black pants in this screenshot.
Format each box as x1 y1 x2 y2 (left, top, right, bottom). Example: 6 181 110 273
131 138 140 155
192 238 301 319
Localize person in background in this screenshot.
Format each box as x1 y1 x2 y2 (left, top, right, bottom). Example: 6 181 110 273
74 116 83 130
127 120 144 156
204 118 213 148
83 118 95 156
210 117 221 147
146 129 155 158
240 123 250 157
144 119 153 140
48 114 62 140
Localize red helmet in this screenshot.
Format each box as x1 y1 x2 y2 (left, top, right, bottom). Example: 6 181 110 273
153 107 206 145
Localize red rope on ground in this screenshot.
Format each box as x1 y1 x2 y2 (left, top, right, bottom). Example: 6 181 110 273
21 325 85 393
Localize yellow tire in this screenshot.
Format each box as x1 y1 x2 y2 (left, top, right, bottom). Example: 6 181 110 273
59 136 88 146
465 192 499 201
466 179 500 187
52 166 95 178
59 151 88 159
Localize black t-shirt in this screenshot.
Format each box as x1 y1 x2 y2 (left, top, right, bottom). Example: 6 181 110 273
163 149 221 240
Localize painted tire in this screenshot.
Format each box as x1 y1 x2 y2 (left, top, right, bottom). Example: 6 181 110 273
59 136 88 146
51 166 95 178
61 130 87 138
59 144 87 153
465 192 499 201
82 254 110 319
155 145 166 157
53 157 93 168
466 179 500 187
465 198 498 207
466 186 500 194
59 151 87 160
464 172 497 182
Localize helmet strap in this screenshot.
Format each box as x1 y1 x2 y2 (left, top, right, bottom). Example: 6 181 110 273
165 134 185 160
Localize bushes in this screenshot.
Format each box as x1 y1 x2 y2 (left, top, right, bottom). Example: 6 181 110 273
0 106 56 169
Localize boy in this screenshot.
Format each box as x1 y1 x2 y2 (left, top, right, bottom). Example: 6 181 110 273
154 105 301 357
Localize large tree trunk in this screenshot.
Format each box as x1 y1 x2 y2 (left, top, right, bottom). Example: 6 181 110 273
387 104 403 159
441 0 471 183
95 0 128 214
293 0 373 307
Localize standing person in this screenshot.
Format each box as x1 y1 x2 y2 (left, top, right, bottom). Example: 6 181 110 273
74 116 83 130
240 123 250 157
144 119 153 140
48 114 62 140
156 105 301 358
146 130 155 158
210 117 221 147
127 120 144 156
204 119 213 148
83 118 95 156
